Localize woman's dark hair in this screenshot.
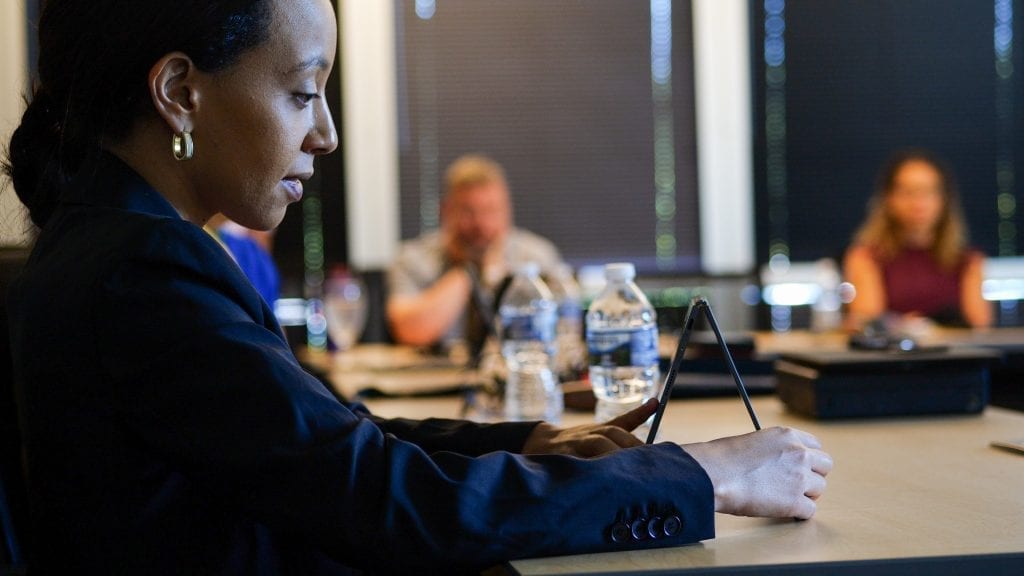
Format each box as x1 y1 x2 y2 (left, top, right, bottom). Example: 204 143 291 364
2 0 273 228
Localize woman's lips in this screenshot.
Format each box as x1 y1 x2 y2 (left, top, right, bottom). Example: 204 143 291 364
282 177 304 202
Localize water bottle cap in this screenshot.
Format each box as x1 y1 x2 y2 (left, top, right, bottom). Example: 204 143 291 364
514 262 541 277
604 262 636 281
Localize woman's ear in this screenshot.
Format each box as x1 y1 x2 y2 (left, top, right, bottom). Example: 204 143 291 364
148 52 199 134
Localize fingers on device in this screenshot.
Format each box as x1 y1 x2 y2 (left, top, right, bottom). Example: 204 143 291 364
645 298 761 444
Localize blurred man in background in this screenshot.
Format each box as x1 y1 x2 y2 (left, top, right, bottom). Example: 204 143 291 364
387 154 562 347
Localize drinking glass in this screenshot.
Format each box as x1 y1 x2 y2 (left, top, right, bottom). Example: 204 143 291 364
323 273 367 352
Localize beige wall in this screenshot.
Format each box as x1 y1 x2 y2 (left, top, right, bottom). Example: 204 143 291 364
0 1 29 245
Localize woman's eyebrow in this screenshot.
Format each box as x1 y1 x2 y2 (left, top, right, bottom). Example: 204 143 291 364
287 55 329 75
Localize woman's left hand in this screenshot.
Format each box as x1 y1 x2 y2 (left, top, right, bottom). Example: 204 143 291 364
521 398 659 457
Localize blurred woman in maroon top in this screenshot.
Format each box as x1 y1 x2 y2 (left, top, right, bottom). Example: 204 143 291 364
844 149 992 329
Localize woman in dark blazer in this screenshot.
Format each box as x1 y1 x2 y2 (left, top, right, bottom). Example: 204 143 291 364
4 1 831 573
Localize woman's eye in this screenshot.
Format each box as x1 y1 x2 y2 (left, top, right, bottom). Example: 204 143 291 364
294 92 319 107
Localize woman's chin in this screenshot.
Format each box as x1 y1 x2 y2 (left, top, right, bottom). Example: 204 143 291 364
228 208 287 232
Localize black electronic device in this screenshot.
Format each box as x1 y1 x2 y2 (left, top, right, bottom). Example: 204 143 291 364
847 316 950 353
775 348 998 419
646 298 760 444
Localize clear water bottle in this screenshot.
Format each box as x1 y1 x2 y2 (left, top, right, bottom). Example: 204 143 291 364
586 263 660 422
546 264 585 381
811 258 842 332
498 263 561 421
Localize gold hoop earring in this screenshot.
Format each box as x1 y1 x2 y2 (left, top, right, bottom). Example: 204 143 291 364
172 131 194 161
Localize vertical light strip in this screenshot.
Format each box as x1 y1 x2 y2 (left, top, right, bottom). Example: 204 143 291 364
302 195 325 289
764 0 788 268
995 0 1016 256
651 0 677 270
693 0 754 274
0 0 29 245
763 0 790 331
415 2 441 233
303 195 327 349
341 0 400 269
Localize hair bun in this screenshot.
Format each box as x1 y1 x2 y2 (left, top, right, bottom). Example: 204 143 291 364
5 87 67 227
22 88 61 135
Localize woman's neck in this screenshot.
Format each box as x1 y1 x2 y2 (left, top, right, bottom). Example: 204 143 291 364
105 122 213 227
901 228 935 249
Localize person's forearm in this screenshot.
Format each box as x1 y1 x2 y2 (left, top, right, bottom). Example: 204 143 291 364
388 267 473 345
370 415 540 455
844 249 886 326
962 293 993 328
961 258 992 328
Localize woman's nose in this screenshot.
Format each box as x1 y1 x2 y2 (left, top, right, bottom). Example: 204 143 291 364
306 101 339 156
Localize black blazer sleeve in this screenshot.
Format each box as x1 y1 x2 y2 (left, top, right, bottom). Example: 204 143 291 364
366 414 540 456
91 220 715 572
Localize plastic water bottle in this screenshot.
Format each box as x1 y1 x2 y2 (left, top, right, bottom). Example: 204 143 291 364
586 263 660 422
546 264 585 380
811 258 843 332
498 263 561 421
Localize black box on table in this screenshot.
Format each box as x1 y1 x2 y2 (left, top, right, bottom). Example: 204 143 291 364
774 347 999 419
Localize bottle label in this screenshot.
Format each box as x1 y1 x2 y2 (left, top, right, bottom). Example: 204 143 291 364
558 301 582 320
502 312 555 343
587 326 659 368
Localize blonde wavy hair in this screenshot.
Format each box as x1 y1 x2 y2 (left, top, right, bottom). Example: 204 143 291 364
853 150 967 271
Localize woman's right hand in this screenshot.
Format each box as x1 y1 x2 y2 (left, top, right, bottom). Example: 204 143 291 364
682 427 833 519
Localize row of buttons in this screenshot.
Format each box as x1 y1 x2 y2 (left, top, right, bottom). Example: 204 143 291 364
608 510 683 543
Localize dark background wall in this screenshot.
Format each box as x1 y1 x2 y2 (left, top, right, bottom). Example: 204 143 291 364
753 0 1023 264
395 0 701 274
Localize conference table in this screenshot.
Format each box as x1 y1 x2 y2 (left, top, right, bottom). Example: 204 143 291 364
357 394 1024 575
320 327 1024 574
